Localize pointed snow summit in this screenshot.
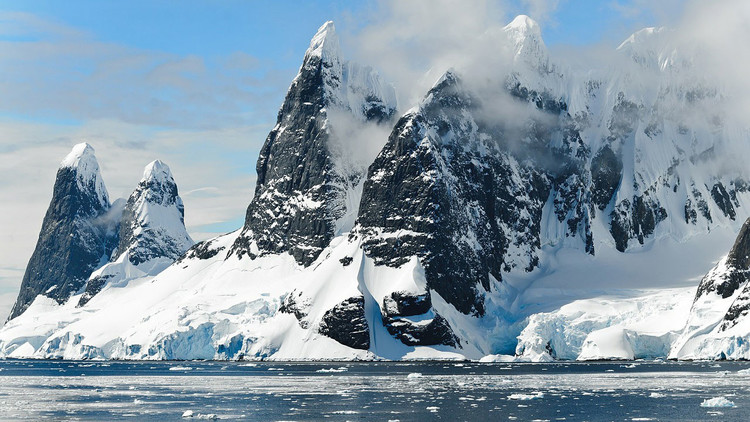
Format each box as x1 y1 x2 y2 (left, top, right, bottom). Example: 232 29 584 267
78 160 193 306
304 20 340 63
503 15 547 68
114 160 193 266
8 143 117 320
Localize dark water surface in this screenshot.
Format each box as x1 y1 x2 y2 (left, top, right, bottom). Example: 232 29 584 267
0 359 749 420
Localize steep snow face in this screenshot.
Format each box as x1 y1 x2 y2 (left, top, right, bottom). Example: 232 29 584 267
670 218 750 359
576 26 750 253
230 21 396 266
77 160 194 307
503 15 549 72
8 143 116 320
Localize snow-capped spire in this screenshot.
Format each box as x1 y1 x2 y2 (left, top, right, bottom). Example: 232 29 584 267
142 159 172 183
112 159 192 267
504 14 542 37
503 15 549 70
8 142 115 319
60 142 109 209
304 20 340 63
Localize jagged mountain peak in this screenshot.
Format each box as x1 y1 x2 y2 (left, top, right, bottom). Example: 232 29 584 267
504 14 541 36
8 143 116 320
77 159 193 307
305 20 340 64
60 142 96 168
142 159 172 182
132 160 182 208
617 26 668 51
59 142 109 208
502 15 549 71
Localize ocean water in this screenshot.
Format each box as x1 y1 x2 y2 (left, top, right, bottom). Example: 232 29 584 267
0 360 748 421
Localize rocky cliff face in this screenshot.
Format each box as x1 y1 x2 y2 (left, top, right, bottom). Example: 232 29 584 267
8 144 117 320
229 21 397 266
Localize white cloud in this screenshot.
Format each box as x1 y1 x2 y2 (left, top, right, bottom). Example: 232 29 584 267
346 0 510 109
521 0 560 25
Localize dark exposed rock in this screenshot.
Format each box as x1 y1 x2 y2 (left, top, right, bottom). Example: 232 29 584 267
318 296 370 350
711 182 736 220
356 71 588 316
720 283 750 331
228 22 395 267
591 145 622 210
696 218 750 300
382 291 431 317
76 274 115 307
179 239 225 262
383 313 459 347
279 291 310 329
379 289 459 347
610 195 667 252
9 144 116 320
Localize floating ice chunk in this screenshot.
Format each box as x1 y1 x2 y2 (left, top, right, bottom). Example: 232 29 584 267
196 414 218 420
508 392 544 400
736 368 750 375
182 410 194 418
169 366 193 371
426 406 439 413
316 367 348 373
649 392 666 398
700 397 736 408
407 372 423 379
478 354 517 363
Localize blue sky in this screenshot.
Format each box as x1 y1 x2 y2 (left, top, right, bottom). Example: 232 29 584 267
0 0 689 316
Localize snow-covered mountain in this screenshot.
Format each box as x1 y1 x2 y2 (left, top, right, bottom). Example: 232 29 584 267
229 21 396 266
2 17 750 361
8 144 118 320
77 160 194 307
668 217 750 359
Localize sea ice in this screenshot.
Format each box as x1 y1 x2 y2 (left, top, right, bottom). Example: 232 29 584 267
508 392 544 400
700 397 736 408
